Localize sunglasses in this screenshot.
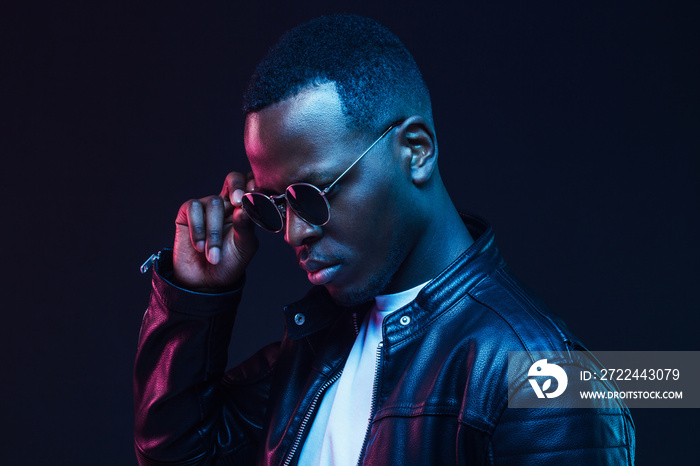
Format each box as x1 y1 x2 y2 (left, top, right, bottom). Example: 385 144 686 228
241 120 402 233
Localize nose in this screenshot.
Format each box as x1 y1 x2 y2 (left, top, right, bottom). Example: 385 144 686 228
284 204 322 247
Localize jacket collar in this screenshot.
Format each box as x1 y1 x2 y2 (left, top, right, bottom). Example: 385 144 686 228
283 213 504 341
381 213 504 344
415 213 502 319
283 286 371 340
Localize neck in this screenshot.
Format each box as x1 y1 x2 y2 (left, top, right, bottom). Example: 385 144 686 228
384 186 473 294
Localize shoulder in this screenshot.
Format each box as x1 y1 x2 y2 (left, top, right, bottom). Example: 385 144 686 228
421 264 584 431
464 265 580 353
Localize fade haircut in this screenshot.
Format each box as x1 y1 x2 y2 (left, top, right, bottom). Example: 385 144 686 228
242 14 432 132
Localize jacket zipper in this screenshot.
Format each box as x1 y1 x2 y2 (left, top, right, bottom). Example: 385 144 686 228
282 369 343 466
140 251 162 274
357 341 384 465
283 313 361 465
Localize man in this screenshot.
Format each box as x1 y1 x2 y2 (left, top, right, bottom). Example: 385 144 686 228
134 14 635 465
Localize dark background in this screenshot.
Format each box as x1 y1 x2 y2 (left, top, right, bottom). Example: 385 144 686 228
3 1 698 464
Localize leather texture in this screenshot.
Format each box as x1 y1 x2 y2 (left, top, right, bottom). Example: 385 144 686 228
134 214 636 465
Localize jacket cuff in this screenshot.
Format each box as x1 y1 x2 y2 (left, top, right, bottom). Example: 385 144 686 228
150 249 244 317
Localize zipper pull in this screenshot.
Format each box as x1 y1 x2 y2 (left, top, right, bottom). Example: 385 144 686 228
140 252 160 274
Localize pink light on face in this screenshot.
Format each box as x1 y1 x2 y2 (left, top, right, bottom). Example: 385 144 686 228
244 110 286 191
243 113 264 161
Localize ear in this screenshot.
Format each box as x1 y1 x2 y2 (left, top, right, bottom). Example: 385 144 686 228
396 116 437 185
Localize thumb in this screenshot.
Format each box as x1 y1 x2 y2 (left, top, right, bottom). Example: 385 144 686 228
230 205 258 261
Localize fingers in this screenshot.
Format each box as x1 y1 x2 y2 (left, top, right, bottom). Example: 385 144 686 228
176 196 227 265
221 172 247 203
220 171 258 260
222 171 256 206
186 200 206 253
221 171 256 227
175 172 259 268
204 197 225 264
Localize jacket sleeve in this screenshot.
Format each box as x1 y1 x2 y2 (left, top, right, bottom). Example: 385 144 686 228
488 358 636 465
133 251 280 466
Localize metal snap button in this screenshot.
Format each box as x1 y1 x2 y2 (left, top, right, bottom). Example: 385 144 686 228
399 315 411 326
294 313 305 325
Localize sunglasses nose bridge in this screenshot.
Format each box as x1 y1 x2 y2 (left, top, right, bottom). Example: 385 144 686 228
272 193 314 233
274 195 287 215
241 192 286 233
245 185 330 233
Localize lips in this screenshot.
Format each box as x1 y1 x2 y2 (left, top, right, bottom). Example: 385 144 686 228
300 260 341 286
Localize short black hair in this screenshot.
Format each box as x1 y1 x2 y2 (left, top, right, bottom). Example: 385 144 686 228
242 14 432 131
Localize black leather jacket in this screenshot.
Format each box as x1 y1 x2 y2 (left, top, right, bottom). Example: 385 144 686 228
134 215 635 465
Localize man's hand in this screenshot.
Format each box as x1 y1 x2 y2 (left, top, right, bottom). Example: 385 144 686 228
173 172 258 291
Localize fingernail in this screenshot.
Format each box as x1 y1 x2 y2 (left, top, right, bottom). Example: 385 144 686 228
232 189 244 205
196 241 205 252
208 247 220 265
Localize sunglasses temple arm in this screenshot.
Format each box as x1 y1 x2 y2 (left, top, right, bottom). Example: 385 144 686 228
321 121 401 195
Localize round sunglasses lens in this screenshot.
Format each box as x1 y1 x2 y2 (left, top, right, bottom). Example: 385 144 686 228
241 193 283 232
286 184 330 225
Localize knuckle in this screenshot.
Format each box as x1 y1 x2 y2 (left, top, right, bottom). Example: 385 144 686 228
204 195 223 209
192 224 206 236
226 171 245 185
189 199 204 211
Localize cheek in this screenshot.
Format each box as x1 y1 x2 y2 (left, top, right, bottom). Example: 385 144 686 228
323 157 406 245
335 183 401 251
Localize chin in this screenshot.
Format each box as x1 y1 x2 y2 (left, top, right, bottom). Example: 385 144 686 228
325 272 392 307
327 287 373 307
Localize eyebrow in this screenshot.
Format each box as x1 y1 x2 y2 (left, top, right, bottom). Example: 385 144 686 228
303 172 335 188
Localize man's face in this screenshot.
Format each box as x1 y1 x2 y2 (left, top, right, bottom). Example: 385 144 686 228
244 83 411 305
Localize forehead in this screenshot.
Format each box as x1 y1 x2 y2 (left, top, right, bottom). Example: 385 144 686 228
244 83 360 192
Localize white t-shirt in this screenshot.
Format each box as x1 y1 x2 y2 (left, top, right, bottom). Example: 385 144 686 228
298 281 428 465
